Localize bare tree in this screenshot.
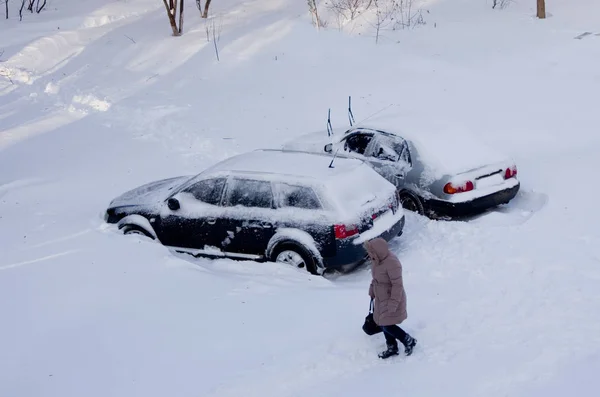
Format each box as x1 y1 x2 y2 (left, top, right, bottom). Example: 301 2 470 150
308 0 324 29
179 0 184 31
202 0 212 18
13 0 45 20
372 0 397 43
18 0 25 20
368 0 425 42
327 0 373 22
391 0 425 30
35 0 46 13
537 0 545 18
492 0 512 9
162 0 184 35
204 15 222 60
195 0 213 18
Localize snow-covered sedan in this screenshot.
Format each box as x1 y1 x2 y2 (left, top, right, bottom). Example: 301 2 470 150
282 121 520 219
104 149 405 275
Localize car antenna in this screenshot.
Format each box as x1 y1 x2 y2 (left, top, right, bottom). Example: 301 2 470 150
355 103 396 125
328 148 340 168
348 95 355 126
327 108 333 136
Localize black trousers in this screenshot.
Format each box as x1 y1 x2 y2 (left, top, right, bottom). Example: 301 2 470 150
382 325 408 347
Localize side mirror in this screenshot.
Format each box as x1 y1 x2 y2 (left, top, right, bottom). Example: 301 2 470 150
324 143 333 153
167 197 180 211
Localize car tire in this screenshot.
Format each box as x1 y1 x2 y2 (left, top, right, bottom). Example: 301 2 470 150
399 190 425 215
271 241 319 275
121 224 155 240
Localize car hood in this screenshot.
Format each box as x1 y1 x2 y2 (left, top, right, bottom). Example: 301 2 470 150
109 176 191 208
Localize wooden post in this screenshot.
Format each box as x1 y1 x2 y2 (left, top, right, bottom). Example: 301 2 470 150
537 0 546 19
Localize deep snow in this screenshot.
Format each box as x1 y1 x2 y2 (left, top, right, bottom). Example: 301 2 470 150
2 0 600 396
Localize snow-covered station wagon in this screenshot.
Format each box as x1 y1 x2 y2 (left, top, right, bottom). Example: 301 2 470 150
105 149 405 274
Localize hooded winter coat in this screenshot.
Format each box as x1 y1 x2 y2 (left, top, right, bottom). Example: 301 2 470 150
366 238 407 326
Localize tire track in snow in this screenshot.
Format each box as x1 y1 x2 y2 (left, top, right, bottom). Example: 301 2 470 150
0 177 48 198
0 249 79 271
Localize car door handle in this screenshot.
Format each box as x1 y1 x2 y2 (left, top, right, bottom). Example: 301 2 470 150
206 218 216 225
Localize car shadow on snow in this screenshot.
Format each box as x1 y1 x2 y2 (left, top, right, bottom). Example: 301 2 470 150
168 248 334 286
461 189 549 226
325 189 550 279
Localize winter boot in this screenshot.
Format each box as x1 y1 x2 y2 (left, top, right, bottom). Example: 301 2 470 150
378 344 399 359
402 334 417 356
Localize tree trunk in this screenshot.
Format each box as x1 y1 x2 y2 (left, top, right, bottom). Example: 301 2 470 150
178 0 184 34
162 0 180 36
36 0 46 13
19 0 25 20
5 0 9 20
537 0 546 19
202 0 212 18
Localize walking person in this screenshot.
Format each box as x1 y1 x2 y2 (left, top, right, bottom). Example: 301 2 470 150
365 237 417 359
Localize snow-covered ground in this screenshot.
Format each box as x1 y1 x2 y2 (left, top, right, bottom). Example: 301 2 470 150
1 0 600 395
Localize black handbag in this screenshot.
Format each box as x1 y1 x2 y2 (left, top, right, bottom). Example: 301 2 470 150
362 299 382 335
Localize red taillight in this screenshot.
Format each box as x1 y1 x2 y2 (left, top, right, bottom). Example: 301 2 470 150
334 224 359 239
504 165 517 179
443 180 474 194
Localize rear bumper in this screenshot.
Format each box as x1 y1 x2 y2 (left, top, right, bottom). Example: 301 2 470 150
425 182 520 218
322 215 405 271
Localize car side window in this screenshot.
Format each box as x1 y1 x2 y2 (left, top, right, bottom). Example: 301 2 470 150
182 178 226 205
367 134 409 164
224 179 273 209
344 134 372 155
274 183 322 210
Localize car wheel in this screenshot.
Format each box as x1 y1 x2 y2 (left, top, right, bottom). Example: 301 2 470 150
399 190 425 215
121 224 155 240
271 242 319 275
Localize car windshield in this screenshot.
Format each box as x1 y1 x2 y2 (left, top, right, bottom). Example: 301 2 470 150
169 173 218 198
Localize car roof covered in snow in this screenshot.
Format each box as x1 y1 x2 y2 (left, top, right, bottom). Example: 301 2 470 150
196 149 397 217
201 149 370 181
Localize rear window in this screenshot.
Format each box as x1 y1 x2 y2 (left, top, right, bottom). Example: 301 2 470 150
324 164 395 216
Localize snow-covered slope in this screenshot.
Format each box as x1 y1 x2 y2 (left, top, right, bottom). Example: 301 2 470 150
1 0 600 396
